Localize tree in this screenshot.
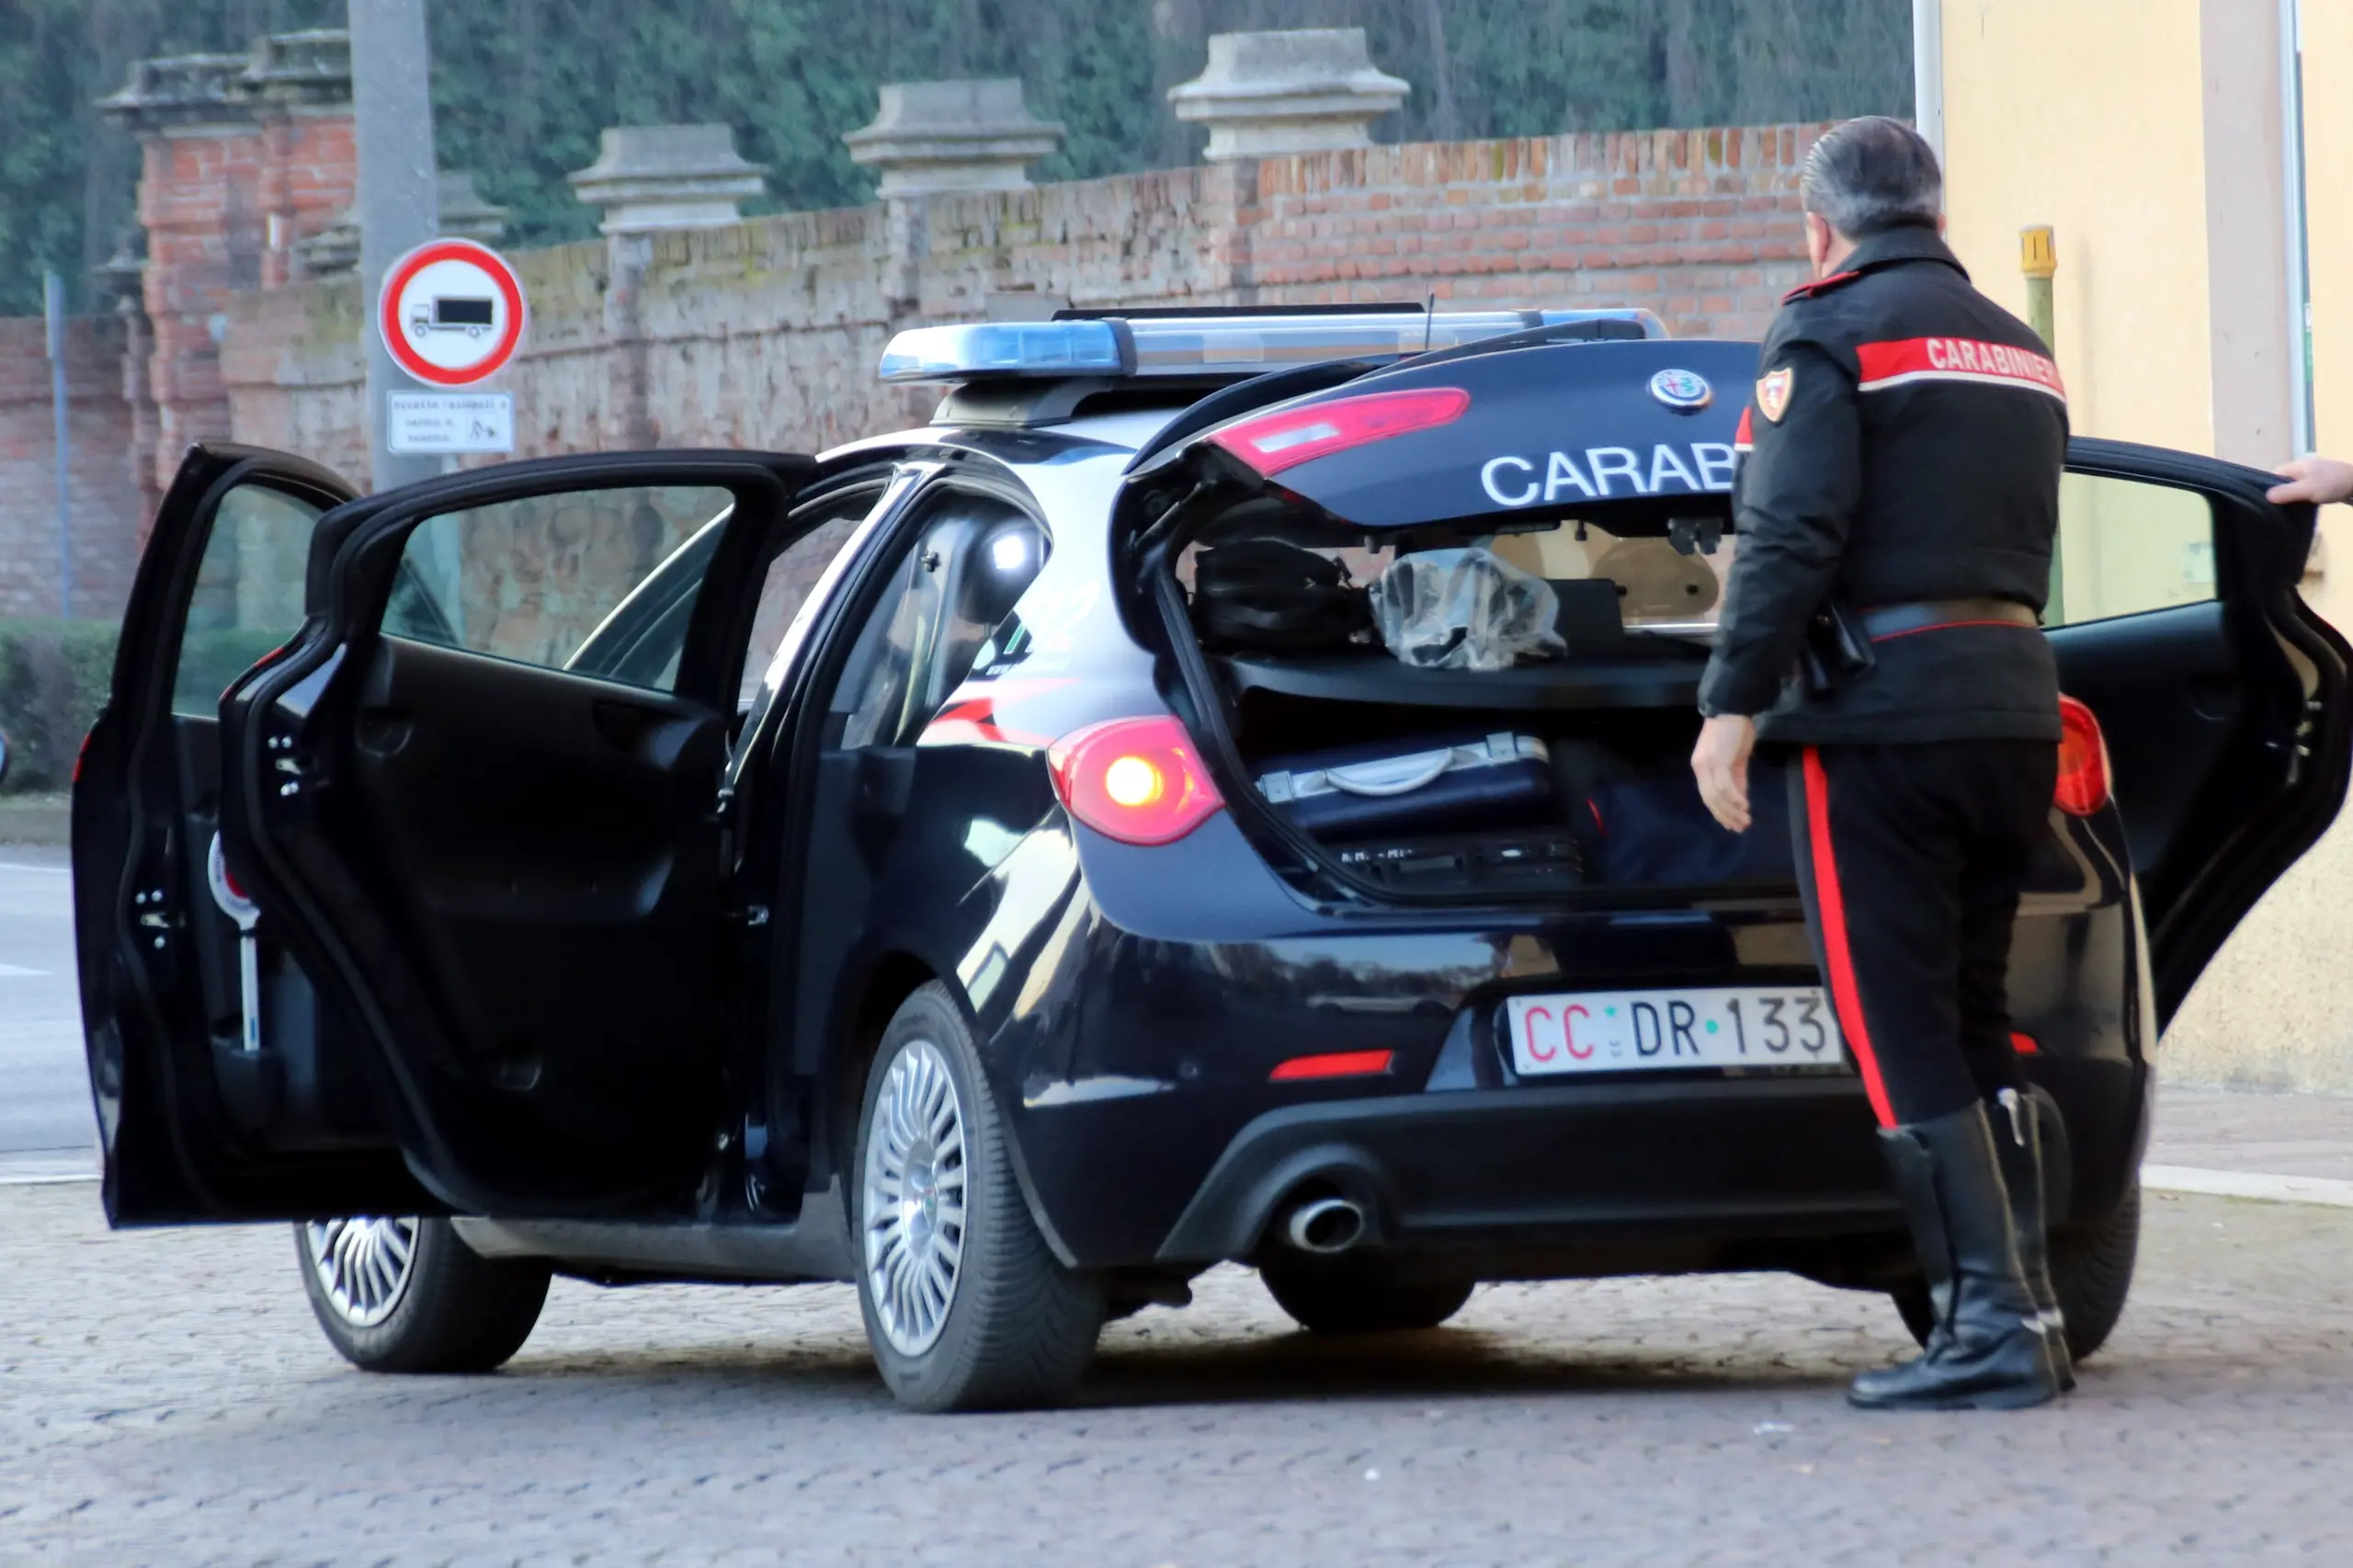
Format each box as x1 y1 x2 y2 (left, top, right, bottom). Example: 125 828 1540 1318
0 0 1911 315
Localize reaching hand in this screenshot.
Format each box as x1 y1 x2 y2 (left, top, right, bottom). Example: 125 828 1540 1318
2268 456 2353 507
1691 713 1758 834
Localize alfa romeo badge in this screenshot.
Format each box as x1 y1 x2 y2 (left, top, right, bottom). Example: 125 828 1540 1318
1649 368 1713 410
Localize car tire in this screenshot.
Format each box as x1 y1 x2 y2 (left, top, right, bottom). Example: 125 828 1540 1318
1260 1260 1477 1335
1892 1178 2140 1364
294 1217 551 1374
852 982 1106 1412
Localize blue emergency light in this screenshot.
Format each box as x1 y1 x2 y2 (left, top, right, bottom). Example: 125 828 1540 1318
878 321 1125 383
877 308 1666 384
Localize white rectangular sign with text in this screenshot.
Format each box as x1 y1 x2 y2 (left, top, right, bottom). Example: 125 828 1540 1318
387 391 514 455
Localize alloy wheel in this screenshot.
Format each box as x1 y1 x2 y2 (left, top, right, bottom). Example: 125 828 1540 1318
302 1217 420 1328
861 1038 970 1357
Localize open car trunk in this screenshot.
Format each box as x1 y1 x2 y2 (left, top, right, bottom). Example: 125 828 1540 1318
1123 334 1794 909
1159 490 1792 905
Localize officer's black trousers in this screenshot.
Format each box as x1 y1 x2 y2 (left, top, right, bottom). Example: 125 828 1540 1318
1787 740 2060 1128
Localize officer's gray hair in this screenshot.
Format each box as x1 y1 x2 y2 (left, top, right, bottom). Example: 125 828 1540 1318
1799 116 1942 240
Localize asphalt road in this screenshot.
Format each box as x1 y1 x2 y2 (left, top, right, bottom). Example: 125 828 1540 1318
4 1182 2350 1565
0 846 93 1169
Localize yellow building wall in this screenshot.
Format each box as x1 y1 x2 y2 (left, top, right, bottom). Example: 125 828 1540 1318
1938 0 2216 454
2303 0 2353 632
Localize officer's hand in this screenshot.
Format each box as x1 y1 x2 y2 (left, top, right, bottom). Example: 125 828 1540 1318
2268 456 2353 507
1691 714 1757 835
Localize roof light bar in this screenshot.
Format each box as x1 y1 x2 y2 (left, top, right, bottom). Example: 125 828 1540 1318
878 321 1124 383
876 307 1665 384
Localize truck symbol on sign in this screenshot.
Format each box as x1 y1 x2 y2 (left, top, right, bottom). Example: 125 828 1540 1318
411 295 495 339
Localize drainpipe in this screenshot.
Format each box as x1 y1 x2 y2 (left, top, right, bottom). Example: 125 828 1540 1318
2280 0 2314 452
2023 228 2063 624
1914 0 1945 165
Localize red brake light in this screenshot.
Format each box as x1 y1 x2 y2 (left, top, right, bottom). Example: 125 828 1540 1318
2056 696 2110 816
1049 716 1224 846
1207 387 1472 477
1269 1050 1395 1082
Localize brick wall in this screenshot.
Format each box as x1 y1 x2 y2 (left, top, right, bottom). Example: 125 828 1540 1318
140 113 358 505
214 122 1820 489
1 119 1814 621
0 316 144 620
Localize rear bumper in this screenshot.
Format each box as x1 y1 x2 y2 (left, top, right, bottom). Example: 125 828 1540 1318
987 813 2147 1276
1154 1074 1898 1266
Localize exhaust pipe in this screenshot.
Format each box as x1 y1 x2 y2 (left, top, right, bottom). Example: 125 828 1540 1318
1283 1196 1366 1255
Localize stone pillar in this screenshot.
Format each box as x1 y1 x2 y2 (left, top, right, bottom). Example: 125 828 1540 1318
566 125 765 448
565 125 768 234
1167 28 1409 161
842 79 1063 199
295 170 511 278
97 28 356 515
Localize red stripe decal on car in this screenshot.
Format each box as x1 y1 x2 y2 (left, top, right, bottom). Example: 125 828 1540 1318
1733 405 1755 453
1802 748 1894 1128
1854 336 2066 403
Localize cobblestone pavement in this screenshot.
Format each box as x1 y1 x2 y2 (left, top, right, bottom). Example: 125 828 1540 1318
5 1183 2351 1566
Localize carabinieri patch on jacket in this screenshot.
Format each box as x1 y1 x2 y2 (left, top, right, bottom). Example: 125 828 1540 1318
1756 366 1795 423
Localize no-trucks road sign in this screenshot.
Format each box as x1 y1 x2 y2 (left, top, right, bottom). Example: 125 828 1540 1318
376 238 527 388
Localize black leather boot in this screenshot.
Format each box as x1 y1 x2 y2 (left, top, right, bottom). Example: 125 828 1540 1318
1994 1088 2075 1392
1850 1102 2062 1411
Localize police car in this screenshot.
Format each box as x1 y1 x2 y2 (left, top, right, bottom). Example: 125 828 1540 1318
76 304 2348 1411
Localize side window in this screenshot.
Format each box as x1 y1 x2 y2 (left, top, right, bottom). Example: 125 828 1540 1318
827 491 1048 750
381 484 735 692
173 483 326 717
2048 474 2218 628
738 489 883 706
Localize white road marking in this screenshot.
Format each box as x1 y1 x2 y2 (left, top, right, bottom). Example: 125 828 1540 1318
0 862 71 875
2143 1164 2353 1210
0 1153 97 1186
0 963 47 978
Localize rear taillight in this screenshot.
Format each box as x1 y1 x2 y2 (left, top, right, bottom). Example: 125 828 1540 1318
1207 387 1472 477
1049 716 1224 846
2056 696 2110 816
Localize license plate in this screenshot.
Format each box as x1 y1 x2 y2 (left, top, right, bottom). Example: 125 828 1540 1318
1504 986 1845 1076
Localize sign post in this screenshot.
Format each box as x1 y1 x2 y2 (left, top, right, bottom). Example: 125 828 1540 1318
42 269 70 618
374 237 528 455
349 0 441 491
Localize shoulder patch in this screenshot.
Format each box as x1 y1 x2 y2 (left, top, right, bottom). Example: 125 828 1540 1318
1756 367 1795 424
1780 269 1860 304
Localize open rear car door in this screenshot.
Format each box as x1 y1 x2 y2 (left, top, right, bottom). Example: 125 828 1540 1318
2046 439 2350 1024
81 447 818 1221
74 444 397 1221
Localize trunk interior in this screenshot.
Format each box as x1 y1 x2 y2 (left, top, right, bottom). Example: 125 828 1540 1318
1156 490 1803 905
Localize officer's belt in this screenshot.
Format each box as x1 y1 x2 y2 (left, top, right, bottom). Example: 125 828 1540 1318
1859 598 2040 641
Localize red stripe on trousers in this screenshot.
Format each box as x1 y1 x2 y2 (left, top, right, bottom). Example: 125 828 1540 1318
1802 748 1895 1128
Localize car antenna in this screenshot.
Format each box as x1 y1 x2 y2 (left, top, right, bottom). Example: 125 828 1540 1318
1421 291 1437 354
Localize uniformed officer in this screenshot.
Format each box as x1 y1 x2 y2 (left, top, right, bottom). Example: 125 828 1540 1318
1688 116 2068 1411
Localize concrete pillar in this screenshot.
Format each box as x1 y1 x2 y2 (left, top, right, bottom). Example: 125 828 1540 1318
566 125 768 234
842 79 1063 199
1167 28 1409 162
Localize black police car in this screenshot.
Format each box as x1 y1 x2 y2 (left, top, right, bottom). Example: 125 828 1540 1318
75 305 2348 1411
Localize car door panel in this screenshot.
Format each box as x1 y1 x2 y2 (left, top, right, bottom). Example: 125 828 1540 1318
343 638 732 1155
2049 439 2350 1024
220 452 813 1216
2049 599 2239 876
74 444 432 1223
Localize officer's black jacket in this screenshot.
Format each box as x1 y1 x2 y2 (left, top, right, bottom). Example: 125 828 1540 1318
1698 224 2068 744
